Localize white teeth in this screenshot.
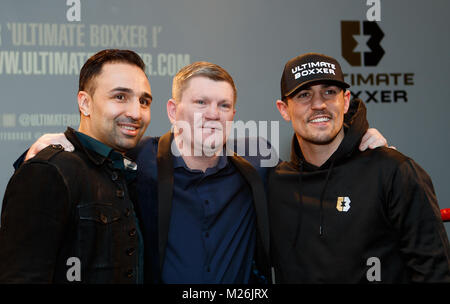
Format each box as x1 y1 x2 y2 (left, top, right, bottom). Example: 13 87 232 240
310 117 330 123
121 125 137 131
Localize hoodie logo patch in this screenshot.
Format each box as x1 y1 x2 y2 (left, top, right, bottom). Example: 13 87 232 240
336 196 351 212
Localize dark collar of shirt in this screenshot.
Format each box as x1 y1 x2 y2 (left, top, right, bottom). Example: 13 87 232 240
172 146 229 175
74 131 137 181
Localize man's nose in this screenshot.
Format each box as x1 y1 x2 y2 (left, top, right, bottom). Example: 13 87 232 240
310 92 327 110
126 98 142 120
205 103 220 119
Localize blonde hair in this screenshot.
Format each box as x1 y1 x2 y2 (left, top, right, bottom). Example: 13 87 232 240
172 61 237 104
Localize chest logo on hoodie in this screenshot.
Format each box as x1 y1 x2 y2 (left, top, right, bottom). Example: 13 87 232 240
336 197 351 212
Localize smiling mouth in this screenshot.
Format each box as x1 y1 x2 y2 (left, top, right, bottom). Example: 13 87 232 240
118 123 140 135
309 116 331 123
201 128 217 135
201 125 222 132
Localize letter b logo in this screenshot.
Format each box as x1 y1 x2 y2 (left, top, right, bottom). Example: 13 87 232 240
336 197 351 212
341 21 385 66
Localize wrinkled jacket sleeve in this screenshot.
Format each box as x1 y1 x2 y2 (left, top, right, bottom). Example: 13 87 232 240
0 161 71 283
388 158 450 282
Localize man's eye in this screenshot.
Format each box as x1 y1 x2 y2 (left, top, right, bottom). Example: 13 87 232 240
196 100 205 105
115 94 125 101
140 98 151 106
298 92 309 99
325 89 337 95
221 103 231 109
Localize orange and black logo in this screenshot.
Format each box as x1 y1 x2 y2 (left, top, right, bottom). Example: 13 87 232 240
341 21 385 67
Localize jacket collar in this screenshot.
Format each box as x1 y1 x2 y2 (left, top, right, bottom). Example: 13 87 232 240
65 127 108 166
65 127 137 177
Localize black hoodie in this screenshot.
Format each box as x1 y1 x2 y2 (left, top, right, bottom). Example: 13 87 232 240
268 99 450 283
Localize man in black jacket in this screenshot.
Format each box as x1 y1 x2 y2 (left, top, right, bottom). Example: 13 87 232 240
269 52 450 283
0 49 152 283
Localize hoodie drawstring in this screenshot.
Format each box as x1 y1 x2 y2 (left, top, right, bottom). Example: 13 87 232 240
293 158 336 248
319 159 335 237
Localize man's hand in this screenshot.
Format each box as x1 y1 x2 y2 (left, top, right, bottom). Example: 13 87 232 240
359 128 389 151
25 133 74 161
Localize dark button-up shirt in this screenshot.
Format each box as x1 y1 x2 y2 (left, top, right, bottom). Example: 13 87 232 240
131 135 273 284
161 150 256 283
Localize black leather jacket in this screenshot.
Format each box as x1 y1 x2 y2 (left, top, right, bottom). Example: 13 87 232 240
0 128 142 283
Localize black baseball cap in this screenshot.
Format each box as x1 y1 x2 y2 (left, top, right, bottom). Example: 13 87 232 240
280 52 350 99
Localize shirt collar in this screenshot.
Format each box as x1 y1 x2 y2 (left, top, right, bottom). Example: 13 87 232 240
75 131 137 179
172 140 229 173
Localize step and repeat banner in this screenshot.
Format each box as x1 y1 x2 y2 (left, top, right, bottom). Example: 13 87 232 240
0 0 449 236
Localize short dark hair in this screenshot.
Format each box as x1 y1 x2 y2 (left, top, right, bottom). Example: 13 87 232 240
79 49 146 95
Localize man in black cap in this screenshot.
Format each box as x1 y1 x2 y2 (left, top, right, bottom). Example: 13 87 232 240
269 52 450 283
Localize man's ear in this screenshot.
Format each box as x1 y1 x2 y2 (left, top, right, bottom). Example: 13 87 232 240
167 98 178 125
276 99 291 122
78 91 91 116
343 90 351 114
